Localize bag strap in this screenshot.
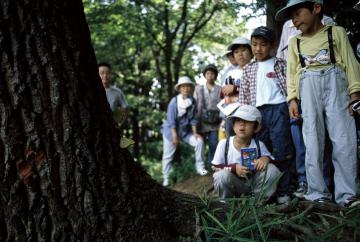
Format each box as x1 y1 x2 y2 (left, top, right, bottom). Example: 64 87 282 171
297 38 306 68
201 85 207 109
297 26 336 69
255 139 261 158
327 26 336 64
224 136 230 166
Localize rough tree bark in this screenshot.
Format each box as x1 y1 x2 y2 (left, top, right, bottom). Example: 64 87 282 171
0 0 199 241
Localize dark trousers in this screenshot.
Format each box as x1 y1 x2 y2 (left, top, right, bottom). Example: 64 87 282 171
256 103 294 196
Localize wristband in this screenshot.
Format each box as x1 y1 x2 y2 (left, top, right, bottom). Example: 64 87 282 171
351 100 360 112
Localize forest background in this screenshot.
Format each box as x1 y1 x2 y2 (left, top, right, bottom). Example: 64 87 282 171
0 0 359 240
84 0 360 183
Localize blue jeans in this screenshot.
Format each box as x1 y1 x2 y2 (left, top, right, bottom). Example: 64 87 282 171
290 117 333 187
203 130 218 164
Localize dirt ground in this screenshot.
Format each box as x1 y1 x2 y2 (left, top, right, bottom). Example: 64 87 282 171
172 173 214 196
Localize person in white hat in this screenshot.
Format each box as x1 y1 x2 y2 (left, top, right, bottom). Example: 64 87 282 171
276 0 360 207
161 76 208 186
220 37 253 138
220 50 238 86
222 37 253 105
211 105 280 200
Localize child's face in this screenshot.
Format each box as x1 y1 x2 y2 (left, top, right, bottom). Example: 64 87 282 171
227 54 237 65
233 46 252 68
291 4 322 35
251 37 274 62
99 66 111 88
204 70 216 83
179 84 192 97
233 118 257 139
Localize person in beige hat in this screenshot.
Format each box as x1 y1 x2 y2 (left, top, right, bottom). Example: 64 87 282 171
276 0 360 207
161 77 208 186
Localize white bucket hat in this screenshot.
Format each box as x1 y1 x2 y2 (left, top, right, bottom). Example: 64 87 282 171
174 76 194 91
227 37 251 51
222 49 233 59
228 105 262 126
275 0 323 21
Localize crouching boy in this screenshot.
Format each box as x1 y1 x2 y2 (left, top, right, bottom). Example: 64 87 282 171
211 105 281 200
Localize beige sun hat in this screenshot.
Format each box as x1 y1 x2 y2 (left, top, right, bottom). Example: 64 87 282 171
275 0 323 21
174 76 194 91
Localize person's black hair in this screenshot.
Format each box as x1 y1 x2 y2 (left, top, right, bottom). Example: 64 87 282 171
98 62 111 70
203 64 218 78
231 44 253 57
231 117 260 130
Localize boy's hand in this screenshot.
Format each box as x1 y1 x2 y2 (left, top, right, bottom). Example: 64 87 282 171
172 134 179 145
194 133 203 140
211 166 222 172
222 85 236 96
235 164 249 178
349 100 360 116
289 99 300 119
254 157 269 172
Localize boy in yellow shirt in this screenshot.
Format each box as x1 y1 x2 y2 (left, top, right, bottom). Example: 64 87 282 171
276 0 360 207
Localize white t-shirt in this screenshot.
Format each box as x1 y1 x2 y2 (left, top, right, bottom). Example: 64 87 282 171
224 68 243 87
255 57 286 107
221 64 238 86
211 137 272 166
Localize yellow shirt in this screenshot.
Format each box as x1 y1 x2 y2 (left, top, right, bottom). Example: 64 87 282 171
287 25 360 102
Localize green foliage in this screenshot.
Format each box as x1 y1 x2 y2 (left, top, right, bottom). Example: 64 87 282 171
201 198 286 241
199 196 360 241
83 0 251 175
138 140 203 185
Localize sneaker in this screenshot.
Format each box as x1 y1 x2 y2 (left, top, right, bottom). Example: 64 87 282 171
313 197 334 204
162 178 169 187
277 195 290 205
293 182 308 198
197 169 208 176
344 196 360 208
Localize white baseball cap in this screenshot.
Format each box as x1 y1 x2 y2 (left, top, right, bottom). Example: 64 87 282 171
174 76 194 91
227 37 251 51
275 0 323 21
228 105 262 126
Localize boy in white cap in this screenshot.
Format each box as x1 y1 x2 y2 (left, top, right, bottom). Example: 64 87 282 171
161 77 207 186
211 105 280 200
276 0 360 207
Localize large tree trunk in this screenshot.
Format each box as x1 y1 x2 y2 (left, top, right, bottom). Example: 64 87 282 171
0 1 197 241
266 0 287 44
